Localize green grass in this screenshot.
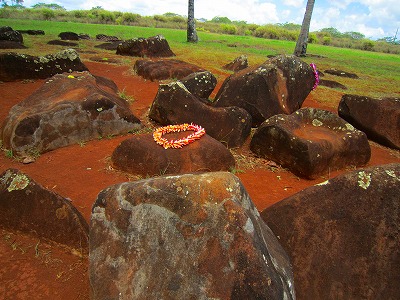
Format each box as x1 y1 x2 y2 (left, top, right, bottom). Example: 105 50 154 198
1 18 399 102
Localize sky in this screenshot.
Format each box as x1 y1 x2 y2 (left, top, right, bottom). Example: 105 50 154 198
20 0 400 40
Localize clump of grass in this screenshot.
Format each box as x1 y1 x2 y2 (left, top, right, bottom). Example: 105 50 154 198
118 88 135 103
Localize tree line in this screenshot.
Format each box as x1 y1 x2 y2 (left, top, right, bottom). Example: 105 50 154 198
0 1 398 54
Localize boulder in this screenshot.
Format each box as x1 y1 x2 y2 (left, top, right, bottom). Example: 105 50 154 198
261 163 400 300
47 39 78 47
338 94 400 150
324 69 359 79
0 168 88 252
58 31 80 40
116 35 175 57
149 81 252 148
18 29 45 35
96 34 120 42
90 172 295 299
214 55 315 127
250 107 371 179
222 54 248 72
319 79 347 90
0 48 88 82
111 133 235 176
0 26 23 43
78 33 90 40
0 40 27 49
94 41 120 50
1 71 141 159
179 71 217 99
134 59 204 81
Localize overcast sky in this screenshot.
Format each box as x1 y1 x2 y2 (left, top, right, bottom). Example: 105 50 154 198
21 0 400 40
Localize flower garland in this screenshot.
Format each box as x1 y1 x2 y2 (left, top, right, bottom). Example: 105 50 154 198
153 123 206 149
310 63 319 90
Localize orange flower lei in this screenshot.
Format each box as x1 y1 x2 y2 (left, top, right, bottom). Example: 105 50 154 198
153 123 206 149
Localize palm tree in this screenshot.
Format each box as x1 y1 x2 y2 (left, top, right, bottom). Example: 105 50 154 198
187 0 198 43
294 0 315 56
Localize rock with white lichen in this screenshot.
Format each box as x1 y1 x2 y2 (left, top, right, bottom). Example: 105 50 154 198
116 35 175 57
0 168 89 252
250 107 371 179
214 54 316 127
179 71 217 100
90 172 296 299
261 163 400 300
0 48 88 82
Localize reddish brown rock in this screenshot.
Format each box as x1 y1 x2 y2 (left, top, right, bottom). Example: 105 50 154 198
111 133 235 176
134 59 204 81
116 35 175 57
250 107 371 179
0 168 88 252
149 81 252 148
261 163 400 300
338 94 400 150
90 172 295 299
0 48 88 82
222 54 248 72
214 55 315 126
1 71 141 159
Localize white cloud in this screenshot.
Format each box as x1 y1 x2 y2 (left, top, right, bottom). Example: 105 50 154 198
19 0 399 39
282 0 304 8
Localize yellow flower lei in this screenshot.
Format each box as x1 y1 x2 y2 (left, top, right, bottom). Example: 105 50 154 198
153 123 206 149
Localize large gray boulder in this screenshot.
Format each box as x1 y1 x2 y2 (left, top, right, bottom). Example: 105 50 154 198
90 172 295 299
213 55 315 126
250 107 371 179
0 48 88 82
338 94 400 150
261 164 400 300
1 71 141 159
149 81 252 148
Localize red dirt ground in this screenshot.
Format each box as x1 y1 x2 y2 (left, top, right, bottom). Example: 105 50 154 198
1 61 399 299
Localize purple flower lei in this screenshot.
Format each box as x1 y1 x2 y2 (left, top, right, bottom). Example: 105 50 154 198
310 63 319 90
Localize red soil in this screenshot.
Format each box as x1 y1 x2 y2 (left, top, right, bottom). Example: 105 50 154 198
0 61 399 299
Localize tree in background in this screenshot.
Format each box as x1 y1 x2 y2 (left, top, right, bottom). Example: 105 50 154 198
1 0 23 7
294 0 315 56
187 0 198 42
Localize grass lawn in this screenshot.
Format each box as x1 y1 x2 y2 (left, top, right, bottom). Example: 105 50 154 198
1 18 399 102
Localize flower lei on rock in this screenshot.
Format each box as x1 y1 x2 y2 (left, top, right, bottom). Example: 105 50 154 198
310 63 319 90
153 123 206 149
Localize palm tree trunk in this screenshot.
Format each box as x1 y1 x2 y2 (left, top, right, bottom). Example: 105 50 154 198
187 0 198 43
294 0 315 56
